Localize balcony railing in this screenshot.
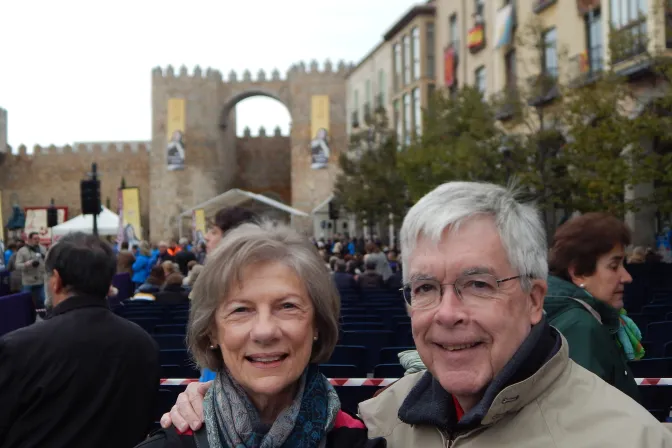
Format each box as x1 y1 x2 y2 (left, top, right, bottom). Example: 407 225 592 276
568 48 603 86
610 21 648 65
527 71 559 107
351 111 360 129
534 0 558 14
492 86 520 121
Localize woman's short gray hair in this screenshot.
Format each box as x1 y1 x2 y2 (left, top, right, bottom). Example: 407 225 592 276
400 181 548 291
188 221 340 372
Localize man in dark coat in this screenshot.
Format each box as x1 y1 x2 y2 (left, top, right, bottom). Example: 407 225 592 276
0 232 160 448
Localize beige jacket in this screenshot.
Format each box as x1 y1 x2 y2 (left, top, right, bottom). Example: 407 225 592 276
15 245 46 286
359 334 672 447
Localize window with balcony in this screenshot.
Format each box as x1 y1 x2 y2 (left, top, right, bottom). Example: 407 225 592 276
352 89 360 128
394 100 402 148
393 43 402 92
412 88 422 137
378 70 386 107
542 27 558 78
403 35 411 86
403 93 412 146
505 49 517 87
610 0 647 62
475 66 486 94
412 27 421 81
426 23 435 78
365 79 372 120
449 14 459 55
474 0 485 22
585 9 603 73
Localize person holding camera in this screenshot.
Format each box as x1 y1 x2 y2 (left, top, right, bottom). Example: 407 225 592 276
15 232 46 312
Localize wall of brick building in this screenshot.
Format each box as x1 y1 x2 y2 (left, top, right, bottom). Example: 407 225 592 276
0 143 151 239
236 130 291 204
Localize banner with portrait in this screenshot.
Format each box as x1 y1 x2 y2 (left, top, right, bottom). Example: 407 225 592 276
117 187 142 248
167 98 186 171
310 95 331 170
24 207 66 246
192 208 206 246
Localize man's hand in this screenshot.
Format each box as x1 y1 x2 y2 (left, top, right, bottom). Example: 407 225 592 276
160 381 211 432
24 261 33 268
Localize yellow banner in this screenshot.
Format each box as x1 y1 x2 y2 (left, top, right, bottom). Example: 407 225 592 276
121 187 142 245
311 95 330 138
167 98 186 170
192 208 206 244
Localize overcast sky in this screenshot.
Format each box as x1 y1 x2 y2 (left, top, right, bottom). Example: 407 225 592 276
1 0 417 150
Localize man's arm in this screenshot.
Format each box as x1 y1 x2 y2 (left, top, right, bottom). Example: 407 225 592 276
0 338 20 443
14 248 28 271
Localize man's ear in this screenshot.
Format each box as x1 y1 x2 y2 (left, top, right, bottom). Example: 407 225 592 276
49 270 64 295
528 279 547 325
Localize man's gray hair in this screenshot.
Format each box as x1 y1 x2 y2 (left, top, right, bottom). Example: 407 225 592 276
187 221 340 372
400 182 548 291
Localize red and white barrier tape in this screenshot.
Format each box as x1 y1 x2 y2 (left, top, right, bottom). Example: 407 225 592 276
160 378 400 387
160 378 671 386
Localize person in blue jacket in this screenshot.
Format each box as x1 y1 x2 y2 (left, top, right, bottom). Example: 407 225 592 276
131 242 154 289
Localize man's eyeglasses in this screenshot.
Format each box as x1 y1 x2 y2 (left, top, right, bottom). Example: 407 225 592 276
400 274 523 309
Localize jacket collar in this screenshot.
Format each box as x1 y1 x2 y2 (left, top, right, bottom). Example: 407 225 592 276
398 319 563 432
546 275 620 333
49 295 109 318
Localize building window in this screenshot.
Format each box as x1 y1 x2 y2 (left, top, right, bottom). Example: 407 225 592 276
378 70 386 107
412 88 422 137
394 100 402 147
542 28 558 78
449 14 459 55
403 35 411 85
393 43 402 92
426 23 435 78
505 49 517 88
412 27 421 81
610 0 647 29
585 9 603 73
474 0 485 21
475 66 486 94
403 93 412 146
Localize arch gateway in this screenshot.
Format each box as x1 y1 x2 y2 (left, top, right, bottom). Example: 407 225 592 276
149 62 350 239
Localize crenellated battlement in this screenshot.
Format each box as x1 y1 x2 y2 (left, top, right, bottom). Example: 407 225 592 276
152 59 354 85
240 126 286 138
9 141 151 157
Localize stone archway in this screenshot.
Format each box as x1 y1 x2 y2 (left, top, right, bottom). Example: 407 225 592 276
219 89 290 130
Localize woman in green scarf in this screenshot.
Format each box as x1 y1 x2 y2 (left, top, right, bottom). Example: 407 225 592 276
544 213 642 403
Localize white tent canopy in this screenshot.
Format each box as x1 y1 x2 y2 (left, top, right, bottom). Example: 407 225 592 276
52 207 120 236
179 189 309 219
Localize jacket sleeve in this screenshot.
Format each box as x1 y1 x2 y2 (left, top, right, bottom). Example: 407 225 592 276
132 256 147 272
14 248 27 271
0 338 20 444
550 308 613 380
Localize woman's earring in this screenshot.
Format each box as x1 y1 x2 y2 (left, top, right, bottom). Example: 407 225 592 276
579 284 585 289
313 336 318 341
209 343 218 350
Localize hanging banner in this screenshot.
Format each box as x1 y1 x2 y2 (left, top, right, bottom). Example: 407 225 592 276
495 4 515 49
118 187 142 247
310 95 331 170
24 207 66 246
166 98 186 171
444 47 456 87
192 208 206 245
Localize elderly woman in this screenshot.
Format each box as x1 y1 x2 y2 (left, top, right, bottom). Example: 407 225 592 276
544 212 641 402
138 222 379 448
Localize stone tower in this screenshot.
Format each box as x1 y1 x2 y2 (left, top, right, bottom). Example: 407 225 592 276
150 61 348 240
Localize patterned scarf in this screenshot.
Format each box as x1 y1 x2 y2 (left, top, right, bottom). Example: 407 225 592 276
616 308 645 361
203 364 340 448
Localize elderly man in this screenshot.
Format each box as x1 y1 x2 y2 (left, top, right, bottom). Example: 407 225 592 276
160 182 671 446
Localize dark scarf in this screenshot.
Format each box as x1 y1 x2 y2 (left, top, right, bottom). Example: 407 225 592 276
203 364 340 448
398 318 559 434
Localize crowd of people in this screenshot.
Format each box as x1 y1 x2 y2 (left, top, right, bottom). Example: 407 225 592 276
2 181 672 447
